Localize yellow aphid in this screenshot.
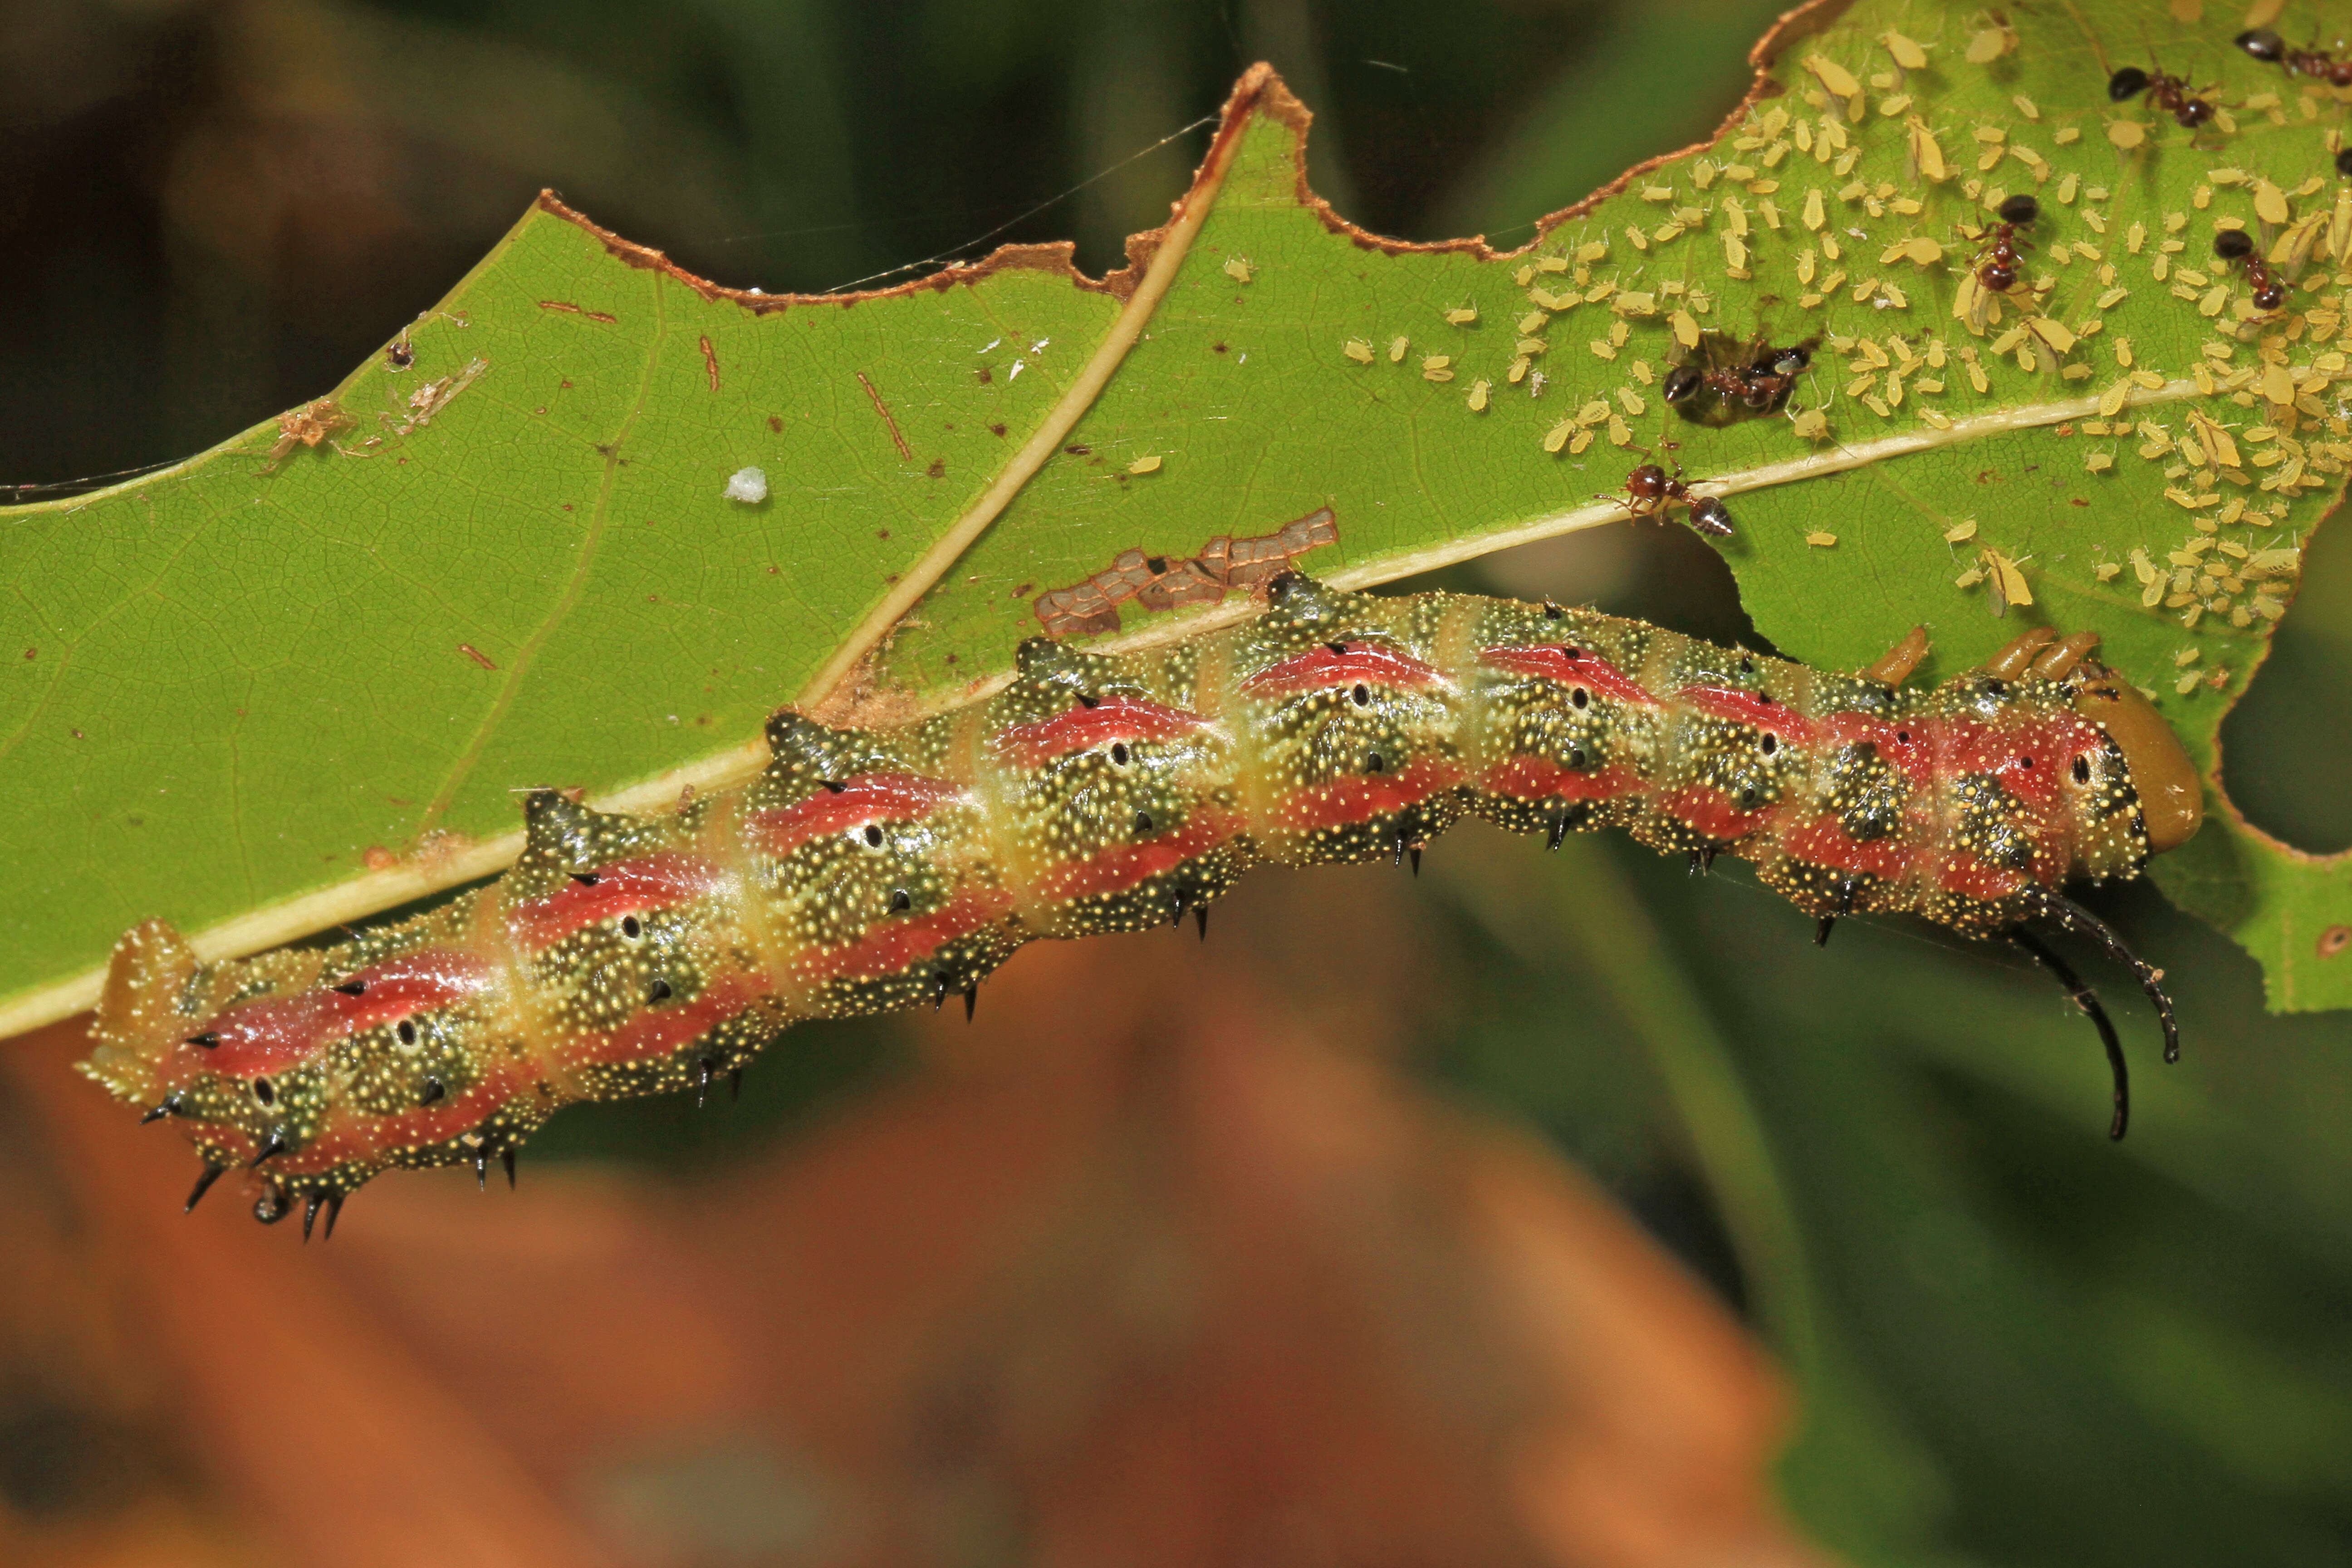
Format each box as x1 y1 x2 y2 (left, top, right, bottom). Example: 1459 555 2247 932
1984 549 2033 611
1791 408 1831 438
1421 356 1455 383
1343 338 1375 364
1388 336 1410 363
1807 54 1861 98
1806 531 1839 547
1965 26 2013 63
1222 257 1253 284
2095 562 2122 581
2086 452 2115 472
1444 306 1478 325
2187 410 2240 468
2108 120 2146 150
1542 419 1575 454
2175 672 2204 696
1883 30 1929 69
1127 455 1162 475
1945 519 1979 542
2254 180 2291 225
2029 318 2077 354
1908 118 1948 182
1467 379 1490 412
1955 566 1987 588
1670 309 1701 348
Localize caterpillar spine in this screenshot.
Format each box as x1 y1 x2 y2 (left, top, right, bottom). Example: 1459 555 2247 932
82 573 2200 1228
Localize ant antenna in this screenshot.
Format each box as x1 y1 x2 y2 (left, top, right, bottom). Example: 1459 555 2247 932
2009 926 2130 1139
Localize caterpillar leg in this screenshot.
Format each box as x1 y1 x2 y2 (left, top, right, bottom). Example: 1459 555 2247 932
2016 885 2181 1065
1861 626 1930 685
1983 626 2058 679
2009 926 2130 1140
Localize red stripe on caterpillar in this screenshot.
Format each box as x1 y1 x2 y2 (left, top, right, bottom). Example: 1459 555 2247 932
81 571 2209 1235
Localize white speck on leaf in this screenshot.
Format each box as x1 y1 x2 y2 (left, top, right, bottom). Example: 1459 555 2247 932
724 467 769 504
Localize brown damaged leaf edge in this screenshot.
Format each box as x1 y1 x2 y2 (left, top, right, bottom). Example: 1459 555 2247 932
1273 0 1845 269
0 20 1844 1043
536 197 1152 310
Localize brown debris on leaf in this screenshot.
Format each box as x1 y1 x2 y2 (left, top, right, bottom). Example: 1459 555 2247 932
261 398 356 471
1035 505 1340 636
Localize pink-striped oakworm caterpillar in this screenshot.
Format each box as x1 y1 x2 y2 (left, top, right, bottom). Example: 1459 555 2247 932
83 571 2198 1238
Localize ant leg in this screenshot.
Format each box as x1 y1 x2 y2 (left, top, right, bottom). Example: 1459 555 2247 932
2016 885 2180 1064
2009 926 2129 1140
1862 626 1931 685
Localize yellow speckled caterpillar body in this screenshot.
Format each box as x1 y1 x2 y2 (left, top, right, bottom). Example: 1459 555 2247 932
81 575 2201 1236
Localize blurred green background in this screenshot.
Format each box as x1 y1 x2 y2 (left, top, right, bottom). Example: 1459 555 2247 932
3 0 2348 1563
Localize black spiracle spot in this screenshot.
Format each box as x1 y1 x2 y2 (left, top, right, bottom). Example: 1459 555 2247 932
1571 687 1589 710
1110 742 1131 766
1351 683 1371 707
253 1077 275 1105
862 824 884 848
2073 756 2092 784
621 915 644 939
1760 732 1779 755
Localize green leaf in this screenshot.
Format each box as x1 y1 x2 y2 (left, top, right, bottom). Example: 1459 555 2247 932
4 0 2348 1038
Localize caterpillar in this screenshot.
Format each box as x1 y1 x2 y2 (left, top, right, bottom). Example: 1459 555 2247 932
81 571 2205 1237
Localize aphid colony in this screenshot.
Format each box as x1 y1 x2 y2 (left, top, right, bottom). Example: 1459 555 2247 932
83 569 2208 1236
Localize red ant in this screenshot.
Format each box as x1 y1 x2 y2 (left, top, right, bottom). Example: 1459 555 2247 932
1663 342 1812 413
2107 64 2215 128
2236 29 2352 87
1972 193 2040 294
2213 229 2288 313
1600 459 1734 538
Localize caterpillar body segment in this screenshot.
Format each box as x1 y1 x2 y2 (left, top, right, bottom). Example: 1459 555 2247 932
83 574 2195 1224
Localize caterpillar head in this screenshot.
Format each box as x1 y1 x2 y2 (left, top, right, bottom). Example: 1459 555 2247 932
1979 627 2203 866
2069 662 2203 855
